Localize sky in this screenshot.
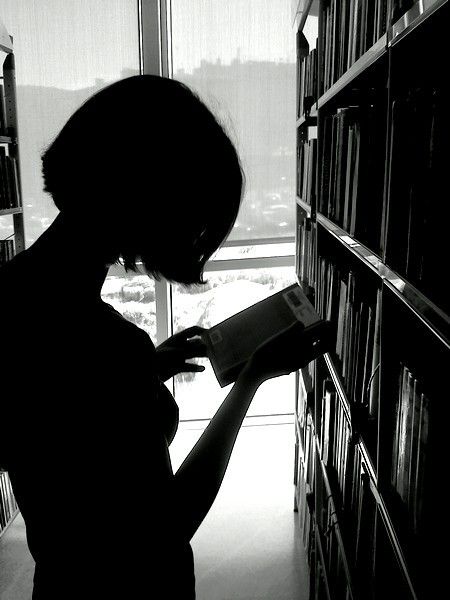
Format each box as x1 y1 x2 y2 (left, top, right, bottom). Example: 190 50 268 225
171 0 297 73
0 1 318 90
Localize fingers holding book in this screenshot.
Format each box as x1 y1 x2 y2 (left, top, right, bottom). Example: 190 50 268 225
245 320 335 386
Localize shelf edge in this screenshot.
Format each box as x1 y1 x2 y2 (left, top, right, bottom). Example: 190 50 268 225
317 214 450 347
318 34 387 110
296 195 312 215
389 0 447 47
317 213 384 277
323 353 353 430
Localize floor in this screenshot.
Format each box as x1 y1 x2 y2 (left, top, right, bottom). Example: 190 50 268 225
0 419 309 600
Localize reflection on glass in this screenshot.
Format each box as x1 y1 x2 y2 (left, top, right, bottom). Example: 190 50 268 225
172 266 297 421
101 274 156 341
171 0 296 241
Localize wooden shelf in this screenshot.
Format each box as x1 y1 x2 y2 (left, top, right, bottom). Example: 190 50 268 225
0 207 22 216
357 440 377 488
316 213 450 348
296 195 312 215
317 34 387 110
295 1 448 597
389 0 447 47
296 108 318 128
317 212 384 277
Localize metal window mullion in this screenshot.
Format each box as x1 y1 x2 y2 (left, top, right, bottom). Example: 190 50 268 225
155 278 172 345
138 0 173 348
139 0 170 77
160 0 173 77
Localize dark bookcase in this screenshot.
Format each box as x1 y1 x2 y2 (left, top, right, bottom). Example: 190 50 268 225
0 16 24 537
293 1 449 598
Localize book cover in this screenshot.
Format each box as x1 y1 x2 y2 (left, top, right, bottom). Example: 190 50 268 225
414 392 429 531
343 125 355 231
322 383 336 466
368 290 381 417
396 366 411 499
408 377 421 529
203 284 328 388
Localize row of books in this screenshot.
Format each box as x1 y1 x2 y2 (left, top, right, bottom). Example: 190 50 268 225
297 135 317 206
296 372 411 599
0 238 15 265
320 380 355 513
296 32 317 118
320 387 407 600
318 100 385 254
317 257 381 418
0 469 17 534
391 365 429 536
320 0 388 94
314 438 354 599
385 86 448 314
0 147 20 210
295 214 315 288
319 375 375 561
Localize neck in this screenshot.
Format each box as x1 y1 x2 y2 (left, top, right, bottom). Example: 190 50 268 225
26 212 111 301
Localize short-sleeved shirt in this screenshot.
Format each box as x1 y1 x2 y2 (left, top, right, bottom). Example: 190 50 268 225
0 250 195 599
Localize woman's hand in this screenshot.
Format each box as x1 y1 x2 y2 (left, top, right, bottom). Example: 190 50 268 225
155 326 208 381
242 320 335 387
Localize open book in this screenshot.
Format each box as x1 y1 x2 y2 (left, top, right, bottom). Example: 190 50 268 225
203 283 325 387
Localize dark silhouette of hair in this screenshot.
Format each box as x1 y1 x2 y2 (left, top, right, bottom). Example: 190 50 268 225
41 75 244 284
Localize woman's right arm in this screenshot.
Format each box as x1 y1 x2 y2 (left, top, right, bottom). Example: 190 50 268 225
172 321 332 542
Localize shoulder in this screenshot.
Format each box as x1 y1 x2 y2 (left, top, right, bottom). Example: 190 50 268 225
99 301 155 348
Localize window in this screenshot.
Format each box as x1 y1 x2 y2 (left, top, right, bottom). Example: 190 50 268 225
5 1 297 423
101 267 156 341
171 0 297 242
172 265 296 421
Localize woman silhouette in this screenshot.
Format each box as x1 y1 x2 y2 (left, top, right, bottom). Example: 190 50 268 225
0 75 325 598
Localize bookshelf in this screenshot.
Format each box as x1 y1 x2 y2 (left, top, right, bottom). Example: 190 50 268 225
0 16 23 537
293 1 449 598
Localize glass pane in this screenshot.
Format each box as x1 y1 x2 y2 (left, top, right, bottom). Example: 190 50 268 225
172 266 297 421
171 0 296 241
101 271 156 341
0 1 139 246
